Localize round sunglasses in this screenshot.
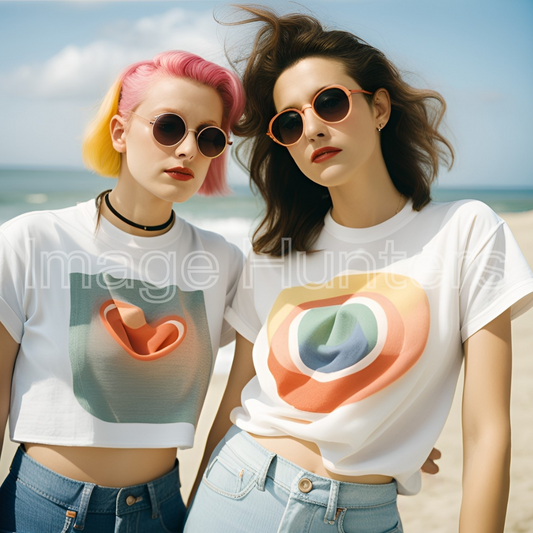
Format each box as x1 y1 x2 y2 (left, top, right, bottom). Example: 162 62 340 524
130 112 231 159
267 85 373 147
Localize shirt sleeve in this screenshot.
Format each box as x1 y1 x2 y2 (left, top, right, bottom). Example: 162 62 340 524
224 251 263 344
459 206 533 342
0 231 26 343
219 243 246 347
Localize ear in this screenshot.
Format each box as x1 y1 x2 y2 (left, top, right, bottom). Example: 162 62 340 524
372 88 391 131
110 114 127 153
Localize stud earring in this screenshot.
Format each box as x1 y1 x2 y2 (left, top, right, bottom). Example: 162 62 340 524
378 123 383 132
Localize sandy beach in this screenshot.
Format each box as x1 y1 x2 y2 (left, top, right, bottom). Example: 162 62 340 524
1 210 532 532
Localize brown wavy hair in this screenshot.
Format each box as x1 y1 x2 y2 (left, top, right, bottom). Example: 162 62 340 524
226 5 454 256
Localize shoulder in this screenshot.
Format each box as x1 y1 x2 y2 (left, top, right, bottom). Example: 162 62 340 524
418 199 503 237
244 249 282 268
440 199 500 224
407 200 513 269
1 204 82 239
418 199 498 221
0 202 94 256
178 217 245 264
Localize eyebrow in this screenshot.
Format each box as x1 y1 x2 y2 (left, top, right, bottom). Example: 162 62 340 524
152 110 220 128
197 120 219 128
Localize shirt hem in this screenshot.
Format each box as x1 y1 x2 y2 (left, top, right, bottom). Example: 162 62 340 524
10 435 195 450
0 295 23 343
461 278 533 342
233 420 422 495
224 306 259 344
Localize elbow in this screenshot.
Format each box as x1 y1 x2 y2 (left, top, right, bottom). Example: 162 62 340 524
463 423 512 463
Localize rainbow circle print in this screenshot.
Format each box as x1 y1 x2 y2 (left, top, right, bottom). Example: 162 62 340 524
267 272 430 413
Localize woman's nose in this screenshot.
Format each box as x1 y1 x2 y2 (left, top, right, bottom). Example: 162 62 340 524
302 107 326 141
175 130 197 159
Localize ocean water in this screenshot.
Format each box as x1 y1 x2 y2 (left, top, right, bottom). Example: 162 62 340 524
2 167 533 249
1 167 532 373
0 168 262 250
2 167 533 223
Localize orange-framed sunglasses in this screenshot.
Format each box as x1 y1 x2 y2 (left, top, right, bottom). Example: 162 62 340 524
267 85 373 147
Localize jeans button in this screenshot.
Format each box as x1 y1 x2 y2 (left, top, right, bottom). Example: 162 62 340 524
298 478 313 493
126 495 137 506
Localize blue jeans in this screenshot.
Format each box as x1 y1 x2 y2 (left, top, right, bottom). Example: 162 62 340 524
0 446 185 533
185 426 403 533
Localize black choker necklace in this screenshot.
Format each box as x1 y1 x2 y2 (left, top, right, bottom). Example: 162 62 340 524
104 193 174 232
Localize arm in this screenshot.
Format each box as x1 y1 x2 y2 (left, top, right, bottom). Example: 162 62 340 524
187 333 256 506
0 321 20 460
459 308 512 533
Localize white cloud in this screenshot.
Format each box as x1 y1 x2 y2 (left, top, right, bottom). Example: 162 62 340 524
0 8 227 100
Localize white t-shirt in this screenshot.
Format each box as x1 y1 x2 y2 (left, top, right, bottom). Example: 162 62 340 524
225 200 533 495
0 199 244 449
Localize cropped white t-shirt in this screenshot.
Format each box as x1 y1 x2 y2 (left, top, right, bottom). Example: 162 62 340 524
0 199 244 449
225 200 533 495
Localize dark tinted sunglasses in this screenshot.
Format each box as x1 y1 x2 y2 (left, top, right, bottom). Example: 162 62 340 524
267 85 373 147
131 112 231 159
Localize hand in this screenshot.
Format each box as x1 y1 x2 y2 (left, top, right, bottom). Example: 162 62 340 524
421 447 442 474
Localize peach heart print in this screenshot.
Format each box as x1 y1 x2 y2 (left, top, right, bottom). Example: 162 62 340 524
99 299 187 361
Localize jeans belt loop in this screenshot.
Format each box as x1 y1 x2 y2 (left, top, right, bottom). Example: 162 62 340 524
73 482 95 530
147 481 159 519
324 479 340 524
256 452 276 492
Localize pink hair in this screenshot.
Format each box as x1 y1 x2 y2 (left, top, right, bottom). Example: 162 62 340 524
117 51 245 196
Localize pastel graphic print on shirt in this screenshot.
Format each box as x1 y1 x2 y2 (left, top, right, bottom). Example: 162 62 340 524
99 299 187 361
69 272 213 424
267 272 430 413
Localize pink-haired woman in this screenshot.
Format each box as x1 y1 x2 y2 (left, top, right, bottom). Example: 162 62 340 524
0 51 245 532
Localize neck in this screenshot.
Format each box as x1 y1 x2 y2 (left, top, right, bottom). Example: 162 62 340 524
328 163 404 229
101 181 175 237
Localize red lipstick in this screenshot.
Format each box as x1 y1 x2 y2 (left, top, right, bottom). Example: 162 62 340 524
311 146 342 163
165 167 195 181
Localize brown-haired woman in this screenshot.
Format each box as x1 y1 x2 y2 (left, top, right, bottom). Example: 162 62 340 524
185 7 533 533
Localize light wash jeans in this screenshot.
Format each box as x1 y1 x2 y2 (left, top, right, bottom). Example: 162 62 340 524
185 426 403 533
0 446 185 533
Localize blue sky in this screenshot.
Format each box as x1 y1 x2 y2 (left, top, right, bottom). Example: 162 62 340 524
0 0 532 188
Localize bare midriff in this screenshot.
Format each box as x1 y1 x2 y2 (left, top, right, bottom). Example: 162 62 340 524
250 434 393 485
24 443 177 487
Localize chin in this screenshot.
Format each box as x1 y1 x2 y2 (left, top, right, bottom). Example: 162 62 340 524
171 194 195 204
170 186 204 204
307 172 350 189
153 182 202 204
